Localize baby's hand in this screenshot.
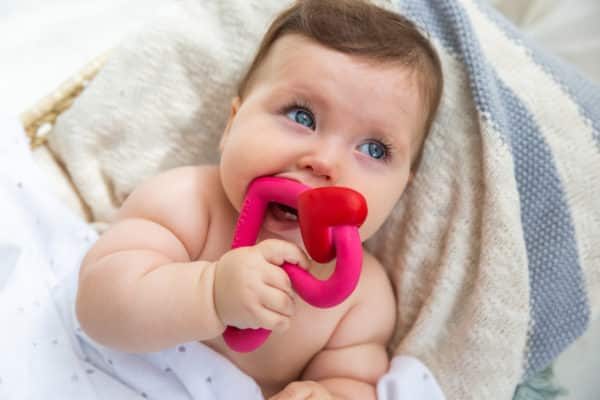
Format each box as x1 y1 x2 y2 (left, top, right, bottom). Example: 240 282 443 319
268 381 336 400
214 239 310 332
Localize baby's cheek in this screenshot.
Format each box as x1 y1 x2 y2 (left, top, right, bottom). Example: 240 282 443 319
359 217 381 242
362 201 396 239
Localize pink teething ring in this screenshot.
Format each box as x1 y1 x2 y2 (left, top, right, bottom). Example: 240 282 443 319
222 176 367 352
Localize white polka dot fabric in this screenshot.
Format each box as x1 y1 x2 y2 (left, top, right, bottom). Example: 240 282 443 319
0 115 102 399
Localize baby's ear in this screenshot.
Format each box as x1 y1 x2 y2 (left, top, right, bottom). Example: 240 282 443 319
219 97 241 152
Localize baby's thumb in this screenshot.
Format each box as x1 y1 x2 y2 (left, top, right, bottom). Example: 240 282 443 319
258 239 311 270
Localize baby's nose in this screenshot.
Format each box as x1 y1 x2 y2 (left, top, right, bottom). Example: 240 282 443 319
302 159 334 181
298 141 343 183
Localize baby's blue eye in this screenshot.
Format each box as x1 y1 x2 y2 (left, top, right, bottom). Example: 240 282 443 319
358 141 388 160
286 107 315 129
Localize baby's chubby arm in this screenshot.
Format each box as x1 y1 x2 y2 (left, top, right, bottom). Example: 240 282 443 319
297 253 396 400
76 166 309 352
76 166 222 352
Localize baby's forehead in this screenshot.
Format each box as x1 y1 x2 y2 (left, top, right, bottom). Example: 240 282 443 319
247 35 323 84
253 34 422 92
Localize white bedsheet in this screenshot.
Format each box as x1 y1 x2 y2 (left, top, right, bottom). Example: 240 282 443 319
0 114 138 399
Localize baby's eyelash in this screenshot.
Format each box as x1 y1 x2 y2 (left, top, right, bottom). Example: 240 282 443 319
379 140 394 161
280 97 316 117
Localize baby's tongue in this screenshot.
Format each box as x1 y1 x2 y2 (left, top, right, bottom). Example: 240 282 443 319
268 202 298 222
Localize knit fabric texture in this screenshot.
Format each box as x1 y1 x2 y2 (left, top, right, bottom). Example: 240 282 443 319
366 0 600 398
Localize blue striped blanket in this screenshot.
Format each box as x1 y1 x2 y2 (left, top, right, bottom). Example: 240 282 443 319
366 0 600 398
46 0 600 398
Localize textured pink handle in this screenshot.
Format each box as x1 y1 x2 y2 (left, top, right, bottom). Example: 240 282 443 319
223 177 366 352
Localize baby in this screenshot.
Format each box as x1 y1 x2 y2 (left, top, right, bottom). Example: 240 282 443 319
76 0 443 399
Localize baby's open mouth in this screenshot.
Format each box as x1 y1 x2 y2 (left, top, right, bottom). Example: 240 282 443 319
268 202 298 222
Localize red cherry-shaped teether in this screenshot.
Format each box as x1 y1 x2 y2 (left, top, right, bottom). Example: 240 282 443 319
298 187 367 263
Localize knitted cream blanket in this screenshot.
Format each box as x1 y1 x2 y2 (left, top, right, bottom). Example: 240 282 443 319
48 0 600 398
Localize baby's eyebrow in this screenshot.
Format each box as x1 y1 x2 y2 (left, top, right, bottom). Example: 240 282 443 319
274 82 330 109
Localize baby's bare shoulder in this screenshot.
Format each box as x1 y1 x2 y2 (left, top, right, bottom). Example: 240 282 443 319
118 165 221 217
122 164 218 200
326 251 396 348
356 251 396 332
359 251 394 294
116 165 224 259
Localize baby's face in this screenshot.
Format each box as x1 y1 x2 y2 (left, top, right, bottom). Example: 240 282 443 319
219 34 426 245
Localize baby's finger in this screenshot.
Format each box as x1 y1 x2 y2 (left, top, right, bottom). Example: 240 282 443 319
259 285 295 318
263 266 295 297
257 239 311 269
256 306 292 332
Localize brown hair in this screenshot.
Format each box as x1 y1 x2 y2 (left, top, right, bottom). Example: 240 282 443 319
238 0 443 170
